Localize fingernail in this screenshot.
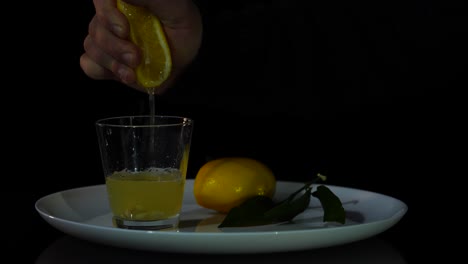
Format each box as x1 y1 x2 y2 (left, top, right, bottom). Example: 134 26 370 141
118 67 130 82
112 24 124 37
122 53 135 67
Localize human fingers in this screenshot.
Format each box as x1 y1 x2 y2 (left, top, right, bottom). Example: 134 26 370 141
80 50 145 92
123 0 202 69
84 15 141 80
93 0 129 38
82 34 138 84
124 0 200 28
80 52 117 81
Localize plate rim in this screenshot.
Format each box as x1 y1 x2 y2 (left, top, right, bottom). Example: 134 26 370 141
35 180 408 253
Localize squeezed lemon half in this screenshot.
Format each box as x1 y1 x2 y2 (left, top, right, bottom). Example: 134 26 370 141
117 0 172 93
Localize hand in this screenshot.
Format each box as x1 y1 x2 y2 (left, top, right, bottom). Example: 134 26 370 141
80 0 203 93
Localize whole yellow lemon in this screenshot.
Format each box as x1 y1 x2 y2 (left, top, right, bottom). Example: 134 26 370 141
193 157 276 213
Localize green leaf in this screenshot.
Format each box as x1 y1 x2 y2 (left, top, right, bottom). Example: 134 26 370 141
218 174 346 228
263 187 311 223
219 184 314 228
218 196 275 227
312 185 346 224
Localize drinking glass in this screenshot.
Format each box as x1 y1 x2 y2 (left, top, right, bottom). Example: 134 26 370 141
96 115 193 230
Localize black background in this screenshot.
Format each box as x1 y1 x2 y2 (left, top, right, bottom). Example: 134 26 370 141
4 0 466 262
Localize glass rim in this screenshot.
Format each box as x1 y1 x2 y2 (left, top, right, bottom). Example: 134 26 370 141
95 115 193 128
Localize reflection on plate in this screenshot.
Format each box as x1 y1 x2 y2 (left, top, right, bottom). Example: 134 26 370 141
36 235 406 264
35 180 407 254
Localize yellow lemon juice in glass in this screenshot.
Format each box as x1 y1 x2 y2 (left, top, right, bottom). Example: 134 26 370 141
106 168 185 221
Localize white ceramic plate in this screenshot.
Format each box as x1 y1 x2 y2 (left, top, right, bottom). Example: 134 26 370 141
35 180 407 254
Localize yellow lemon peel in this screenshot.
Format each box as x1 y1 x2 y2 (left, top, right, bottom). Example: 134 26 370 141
194 157 276 213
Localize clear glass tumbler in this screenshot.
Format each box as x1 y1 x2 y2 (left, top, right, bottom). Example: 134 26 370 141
96 115 193 230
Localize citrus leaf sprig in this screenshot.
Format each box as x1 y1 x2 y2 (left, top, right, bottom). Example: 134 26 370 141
218 174 346 228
